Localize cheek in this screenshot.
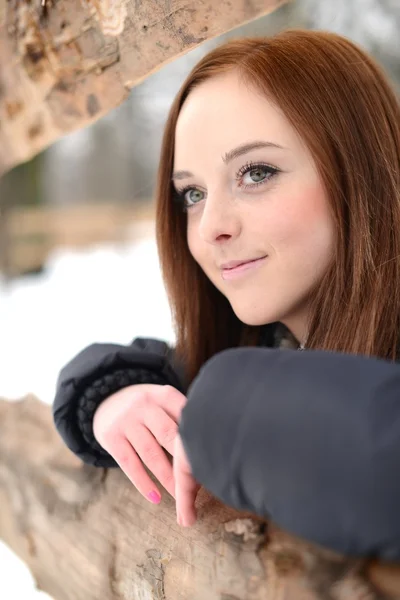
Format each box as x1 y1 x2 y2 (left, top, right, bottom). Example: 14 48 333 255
187 221 205 266
270 183 334 254
187 222 196 257
187 221 221 287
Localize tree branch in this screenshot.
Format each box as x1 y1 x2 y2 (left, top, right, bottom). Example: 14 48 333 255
0 396 399 599
0 0 286 175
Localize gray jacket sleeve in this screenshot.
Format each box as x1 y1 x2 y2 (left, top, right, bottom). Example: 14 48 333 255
179 347 400 560
53 338 185 467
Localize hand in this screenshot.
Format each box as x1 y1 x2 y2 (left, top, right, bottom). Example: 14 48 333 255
93 384 187 503
173 435 200 527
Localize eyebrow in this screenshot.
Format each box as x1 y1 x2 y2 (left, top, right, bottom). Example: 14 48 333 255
222 140 285 163
172 140 285 181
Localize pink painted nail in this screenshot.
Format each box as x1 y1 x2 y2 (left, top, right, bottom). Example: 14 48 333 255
148 490 161 504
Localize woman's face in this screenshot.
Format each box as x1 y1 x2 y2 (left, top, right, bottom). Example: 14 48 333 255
173 71 335 342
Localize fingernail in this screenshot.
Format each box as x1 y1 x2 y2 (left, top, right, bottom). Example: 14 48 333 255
148 490 161 504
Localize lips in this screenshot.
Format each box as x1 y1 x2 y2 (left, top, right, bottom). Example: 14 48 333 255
220 256 267 270
220 255 268 280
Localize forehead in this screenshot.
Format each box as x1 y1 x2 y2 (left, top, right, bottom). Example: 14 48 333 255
174 72 300 167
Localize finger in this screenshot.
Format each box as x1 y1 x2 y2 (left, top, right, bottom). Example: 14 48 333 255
132 426 176 498
142 404 178 456
175 473 199 527
154 385 187 422
174 457 199 527
110 436 164 504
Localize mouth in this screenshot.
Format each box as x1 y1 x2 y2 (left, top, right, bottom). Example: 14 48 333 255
220 255 267 280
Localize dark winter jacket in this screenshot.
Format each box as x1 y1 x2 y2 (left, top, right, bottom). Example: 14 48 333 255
52 324 400 561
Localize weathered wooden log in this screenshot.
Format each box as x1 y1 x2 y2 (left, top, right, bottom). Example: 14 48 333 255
0 0 286 175
0 395 399 599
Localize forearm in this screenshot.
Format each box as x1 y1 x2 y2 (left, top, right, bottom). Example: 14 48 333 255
179 347 400 559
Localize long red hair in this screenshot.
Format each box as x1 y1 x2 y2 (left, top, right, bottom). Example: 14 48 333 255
155 29 400 382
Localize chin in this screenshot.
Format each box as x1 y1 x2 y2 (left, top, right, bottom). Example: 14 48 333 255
230 304 279 327
238 316 275 327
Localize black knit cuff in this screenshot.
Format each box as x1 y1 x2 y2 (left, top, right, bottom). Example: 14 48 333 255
76 367 170 467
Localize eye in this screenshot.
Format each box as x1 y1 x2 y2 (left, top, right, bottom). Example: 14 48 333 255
174 186 206 210
243 166 269 184
237 162 279 189
185 188 205 205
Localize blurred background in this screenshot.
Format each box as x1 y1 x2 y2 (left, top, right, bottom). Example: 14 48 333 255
2 0 400 281
1 1 400 598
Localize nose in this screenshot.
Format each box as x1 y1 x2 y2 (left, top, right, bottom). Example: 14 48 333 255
198 190 241 245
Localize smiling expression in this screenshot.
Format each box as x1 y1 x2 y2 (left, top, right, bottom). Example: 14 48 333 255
173 72 335 342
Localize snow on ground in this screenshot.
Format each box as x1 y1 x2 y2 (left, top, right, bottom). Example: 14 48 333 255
0 233 173 599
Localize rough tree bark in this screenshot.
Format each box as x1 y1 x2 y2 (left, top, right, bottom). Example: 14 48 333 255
0 0 286 176
0 396 399 600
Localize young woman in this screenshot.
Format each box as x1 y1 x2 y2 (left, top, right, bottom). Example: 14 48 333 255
53 29 400 560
